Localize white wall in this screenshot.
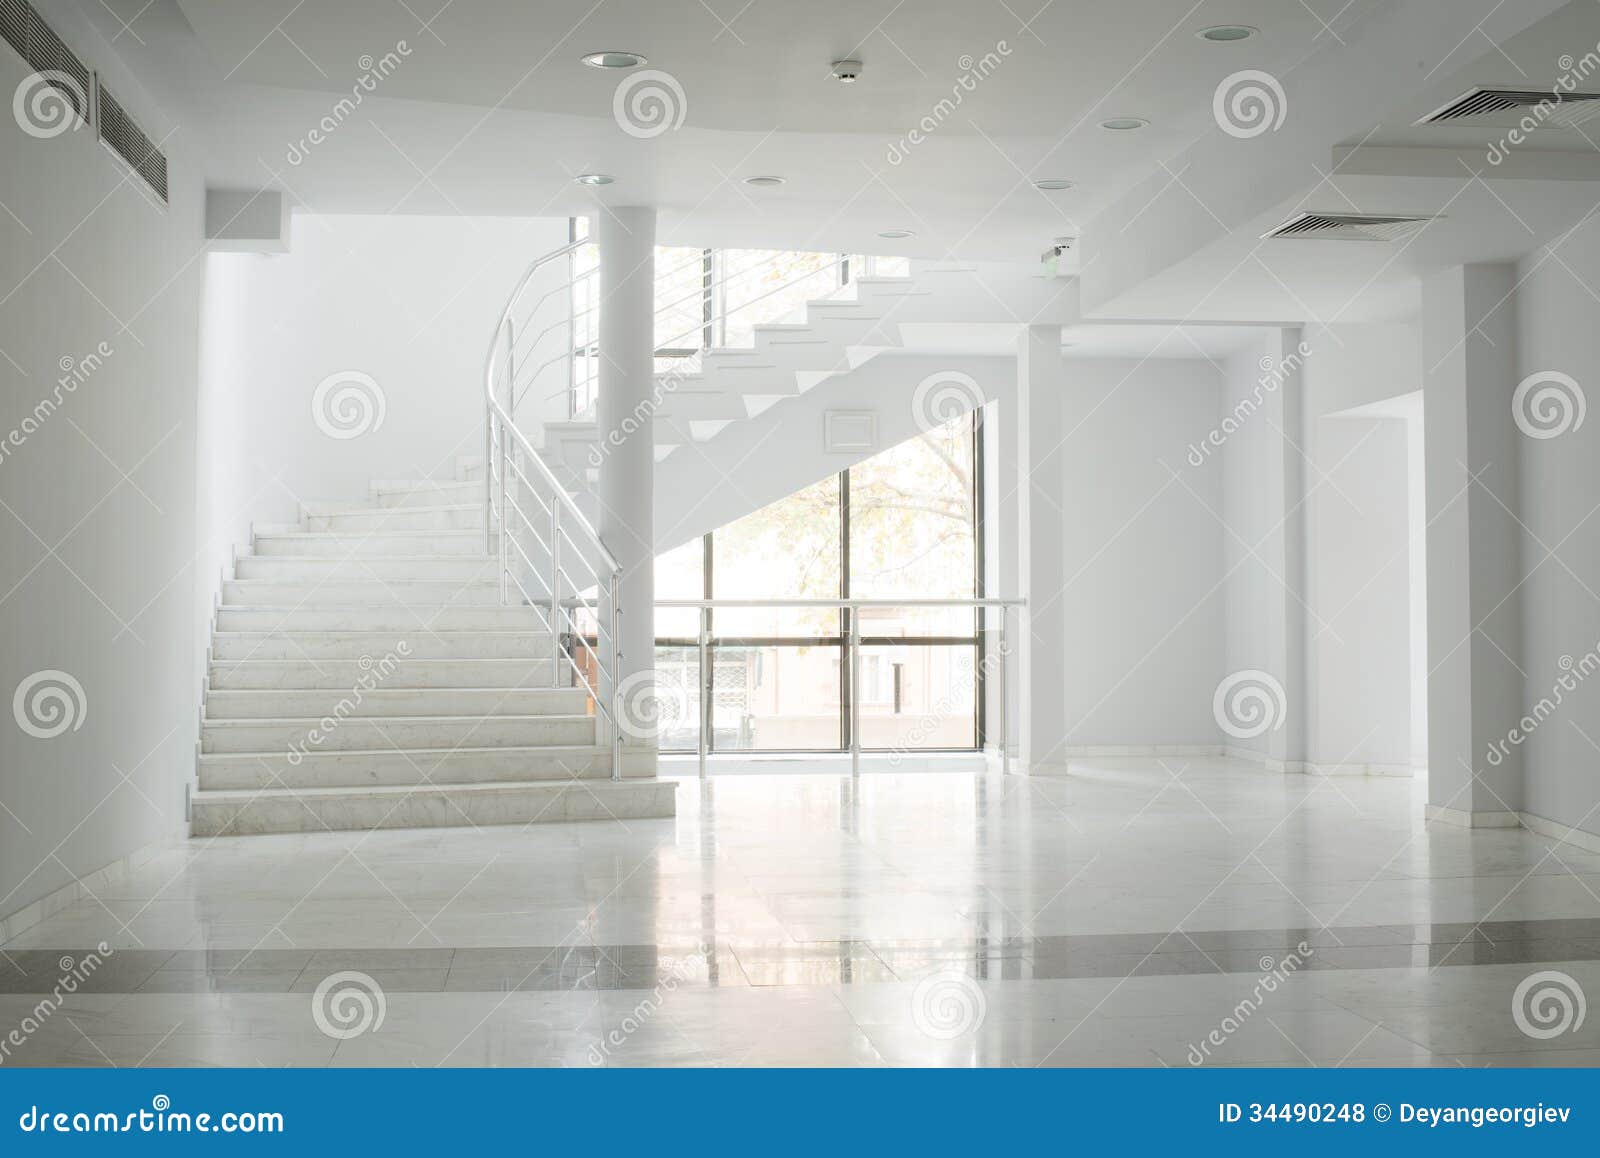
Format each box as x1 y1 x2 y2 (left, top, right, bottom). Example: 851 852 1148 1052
1218 340 1285 760
1056 358 1226 749
1514 221 1600 836
1218 323 1425 773
0 2 203 922
1306 414 1412 771
195 212 568 602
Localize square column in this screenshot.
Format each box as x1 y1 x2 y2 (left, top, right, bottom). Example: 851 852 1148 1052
1421 263 1523 824
1015 325 1068 773
1262 327 1308 771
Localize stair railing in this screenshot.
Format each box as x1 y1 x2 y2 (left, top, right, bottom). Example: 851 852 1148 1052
542 250 868 419
483 239 625 780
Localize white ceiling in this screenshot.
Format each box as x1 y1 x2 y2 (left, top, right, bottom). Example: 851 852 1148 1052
92 0 1374 261
79 0 1600 332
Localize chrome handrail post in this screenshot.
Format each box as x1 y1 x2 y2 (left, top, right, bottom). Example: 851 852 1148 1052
610 570 622 781
497 425 508 604
697 605 710 777
849 602 861 777
549 502 562 686
998 605 1009 776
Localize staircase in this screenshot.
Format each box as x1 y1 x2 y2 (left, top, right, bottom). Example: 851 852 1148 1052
189 460 676 837
517 257 1073 543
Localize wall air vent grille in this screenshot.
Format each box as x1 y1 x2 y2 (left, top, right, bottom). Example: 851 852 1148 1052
1263 212 1432 243
1418 87 1600 128
97 83 168 204
0 0 92 125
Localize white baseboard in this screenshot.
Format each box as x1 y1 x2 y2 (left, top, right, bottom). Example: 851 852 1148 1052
1060 745 1225 758
1517 809 1600 853
1424 803 1521 828
1223 747 1417 777
0 830 181 943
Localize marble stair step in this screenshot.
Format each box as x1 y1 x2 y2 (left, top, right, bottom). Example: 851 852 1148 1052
252 530 485 557
204 686 590 720
304 504 485 533
369 480 486 508
199 714 596 753
215 605 549 632
210 631 555 660
197 744 613 789
189 778 677 836
208 658 558 689
222 579 504 606
233 555 497 581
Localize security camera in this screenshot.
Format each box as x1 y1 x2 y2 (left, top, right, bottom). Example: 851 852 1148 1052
831 59 863 83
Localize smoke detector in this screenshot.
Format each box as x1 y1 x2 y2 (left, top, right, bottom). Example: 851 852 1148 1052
831 59 863 83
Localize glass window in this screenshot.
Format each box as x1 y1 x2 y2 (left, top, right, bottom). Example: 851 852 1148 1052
648 377 984 755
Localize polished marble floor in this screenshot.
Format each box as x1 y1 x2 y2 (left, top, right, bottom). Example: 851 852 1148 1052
5 756 1600 1066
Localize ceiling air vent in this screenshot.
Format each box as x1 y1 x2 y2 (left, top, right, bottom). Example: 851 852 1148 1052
1418 87 1600 129
96 83 168 204
1262 212 1432 242
0 0 93 124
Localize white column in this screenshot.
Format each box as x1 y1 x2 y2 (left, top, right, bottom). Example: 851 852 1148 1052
596 207 657 776
1421 263 1524 825
1263 327 1308 771
1015 325 1068 773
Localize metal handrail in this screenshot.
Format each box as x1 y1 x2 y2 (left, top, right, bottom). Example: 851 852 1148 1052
483 238 624 779
549 252 855 411
653 254 849 363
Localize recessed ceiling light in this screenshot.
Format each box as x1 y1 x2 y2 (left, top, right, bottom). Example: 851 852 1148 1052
1100 117 1149 131
743 175 786 187
1196 25 1257 42
581 51 647 68
877 228 915 239
1033 178 1074 191
574 173 615 186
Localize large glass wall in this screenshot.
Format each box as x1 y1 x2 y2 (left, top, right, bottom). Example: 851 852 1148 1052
654 411 983 754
